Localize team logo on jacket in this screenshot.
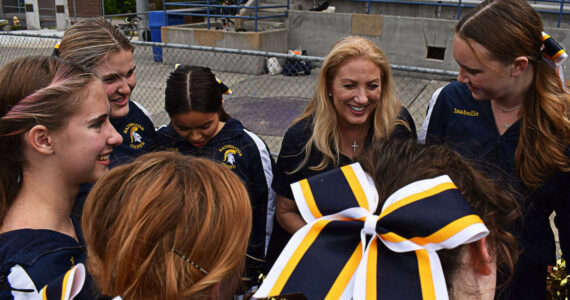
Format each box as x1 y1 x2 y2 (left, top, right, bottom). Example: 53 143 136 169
124 123 146 150
219 145 243 169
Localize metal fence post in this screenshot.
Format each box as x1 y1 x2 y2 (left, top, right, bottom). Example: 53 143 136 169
558 0 565 28
456 0 462 20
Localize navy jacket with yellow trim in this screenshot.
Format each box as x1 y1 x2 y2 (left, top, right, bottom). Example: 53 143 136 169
155 118 276 275
110 100 157 168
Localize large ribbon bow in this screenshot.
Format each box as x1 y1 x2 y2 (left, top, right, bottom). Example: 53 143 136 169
542 32 569 93
255 163 488 300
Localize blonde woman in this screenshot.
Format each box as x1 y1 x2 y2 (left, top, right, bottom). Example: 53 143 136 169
419 0 570 298
274 36 416 235
82 152 252 299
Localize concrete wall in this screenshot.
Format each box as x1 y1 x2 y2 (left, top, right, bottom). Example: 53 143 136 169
288 10 570 75
162 22 289 74
292 0 570 28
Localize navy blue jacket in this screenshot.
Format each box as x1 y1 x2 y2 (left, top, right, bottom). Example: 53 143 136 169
156 118 276 275
419 81 570 295
110 100 157 168
0 217 96 299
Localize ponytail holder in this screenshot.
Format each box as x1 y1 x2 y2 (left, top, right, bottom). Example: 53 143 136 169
255 163 488 300
51 42 61 57
541 32 569 93
175 63 181 70
216 76 232 95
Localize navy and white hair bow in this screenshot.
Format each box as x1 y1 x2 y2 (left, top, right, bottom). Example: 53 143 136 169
254 163 489 300
542 32 568 93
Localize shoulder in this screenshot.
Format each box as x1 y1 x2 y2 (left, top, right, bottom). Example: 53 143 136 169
218 119 271 160
418 82 475 143
0 230 65 266
436 82 472 105
129 100 155 124
397 106 414 126
224 118 245 132
155 124 192 152
289 117 313 132
156 124 176 138
0 230 84 294
389 106 416 139
283 117 313 144
242 128 270 152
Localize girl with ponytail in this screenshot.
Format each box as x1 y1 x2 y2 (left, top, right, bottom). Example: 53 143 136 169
420 0 570 298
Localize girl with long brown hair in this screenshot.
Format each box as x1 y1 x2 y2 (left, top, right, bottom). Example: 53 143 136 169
0 56 122 299
419 0 570 298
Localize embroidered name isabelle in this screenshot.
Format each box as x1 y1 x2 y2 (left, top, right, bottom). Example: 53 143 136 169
453 108 479 117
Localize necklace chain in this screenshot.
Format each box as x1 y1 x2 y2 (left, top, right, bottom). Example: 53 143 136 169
341 130 367 154
492 100 521 129
493 101 523 113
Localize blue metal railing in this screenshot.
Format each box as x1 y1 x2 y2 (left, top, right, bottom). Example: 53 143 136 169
352 0 567 27
163 0 289 32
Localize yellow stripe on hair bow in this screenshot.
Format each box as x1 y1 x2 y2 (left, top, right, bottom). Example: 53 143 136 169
542 32 569 93
254 163 488 300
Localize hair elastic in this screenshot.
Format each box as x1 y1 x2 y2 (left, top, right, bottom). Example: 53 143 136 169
173 64 232 96
51 42 61 57
216 76 232 95
541 32 568 93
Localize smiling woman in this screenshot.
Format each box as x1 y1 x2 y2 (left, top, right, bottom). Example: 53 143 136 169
419 0 570 298
0 56 122 300
272 36 416 239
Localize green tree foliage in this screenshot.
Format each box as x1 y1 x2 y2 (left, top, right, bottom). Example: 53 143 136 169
104 0 137 14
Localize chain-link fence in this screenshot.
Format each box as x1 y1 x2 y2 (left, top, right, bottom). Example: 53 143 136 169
0 31 456 155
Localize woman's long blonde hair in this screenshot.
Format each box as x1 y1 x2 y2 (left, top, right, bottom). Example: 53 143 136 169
293 36 404 172
82 152 252 299
456 0 570 188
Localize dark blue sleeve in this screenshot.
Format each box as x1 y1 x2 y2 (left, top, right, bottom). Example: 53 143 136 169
24 252 84 295
242 134 276 259
272 125 308 200
392 106 417 139
554 171 570 260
